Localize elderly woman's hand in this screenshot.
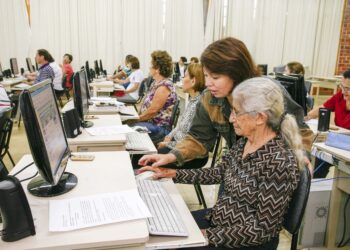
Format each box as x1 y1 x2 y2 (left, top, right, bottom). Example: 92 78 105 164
137 166 177 179
138 153 177 168
157 141 168 149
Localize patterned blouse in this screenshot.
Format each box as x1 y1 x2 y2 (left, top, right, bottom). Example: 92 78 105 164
140 78 177 128
166 94 201 149
175 135 300 248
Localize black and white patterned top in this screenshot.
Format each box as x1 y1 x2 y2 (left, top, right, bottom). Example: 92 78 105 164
166 94 201 149
175 135 300 248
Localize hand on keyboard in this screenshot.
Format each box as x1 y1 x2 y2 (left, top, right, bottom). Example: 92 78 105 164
137 166 176 180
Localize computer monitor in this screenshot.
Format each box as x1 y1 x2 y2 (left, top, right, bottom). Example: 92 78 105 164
275 73 307 115
94 60 100 76
10 58 19 76
26 58 35 73
258 64 268 76
273 65 286 74
85 61 92 83
99 59 104 73
73 69 93 128
19 79 77 197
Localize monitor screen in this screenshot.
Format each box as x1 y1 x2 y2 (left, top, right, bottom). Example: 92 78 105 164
94 60 100 76
26 58 35 73
258 64 268 75
85 61 91 83
275 73 307 115
10 58 19 75
73 70 93 128
19 79 76 197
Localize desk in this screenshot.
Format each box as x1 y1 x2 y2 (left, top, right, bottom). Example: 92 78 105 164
67 114 126 152
0 152 149 250
1 152 206 249
312 143 350 249
62 100 139 121
1 77 27 91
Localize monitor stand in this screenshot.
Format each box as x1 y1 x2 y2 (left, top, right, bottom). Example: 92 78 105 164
82 120 94 128
27 172 77 197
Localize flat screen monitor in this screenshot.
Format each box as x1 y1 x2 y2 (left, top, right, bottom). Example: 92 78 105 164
26 58 35 73
73 69 93 128
94 60 100 76
10 58 19 76
273 65 286 74
275 73 307 115
19 79 77 197
85 61 92 83
99 59 104 73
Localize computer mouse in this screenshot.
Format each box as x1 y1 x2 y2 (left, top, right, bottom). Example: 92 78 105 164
136 171 154 181
133 126 149 133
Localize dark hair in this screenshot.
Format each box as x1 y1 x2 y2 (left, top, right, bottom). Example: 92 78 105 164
343 68 350 79
64 53 73 63
180 56 187 63
190 57 199 63
125 54 133 63
200 37 259 87
187 63 205 92
128 56 140 69
151 50 173 78
37 49 54 63
287 61 305 75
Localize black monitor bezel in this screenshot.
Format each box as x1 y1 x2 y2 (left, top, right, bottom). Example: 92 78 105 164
26 58 35 73
10 58 19 76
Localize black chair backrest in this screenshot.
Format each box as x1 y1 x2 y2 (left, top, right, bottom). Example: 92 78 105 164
61 75 67 89
283 165 311 234
139 76 153 97
0 107 13 157
170 99 180 129
304 80 312 94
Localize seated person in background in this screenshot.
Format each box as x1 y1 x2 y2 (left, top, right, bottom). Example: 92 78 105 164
158 63 205 155
33 49 55 84
60 53 74 89
190 57 199 64
285 61 305 75
138 37 313 169
49 61 63 94
131 50 177 144
305 68 350 178
108 54 133 88
139 77 302 250
178 56 187 78
115 56 144 103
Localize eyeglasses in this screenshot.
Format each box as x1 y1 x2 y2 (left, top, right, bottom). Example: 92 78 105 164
230 110 256 118
339 83 350 93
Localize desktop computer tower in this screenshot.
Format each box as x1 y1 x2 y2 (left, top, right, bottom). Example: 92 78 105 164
318 108 331 132
299 179 333 248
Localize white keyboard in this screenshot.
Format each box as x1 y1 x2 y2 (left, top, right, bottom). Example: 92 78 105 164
126 132 156 153
137 179 188 236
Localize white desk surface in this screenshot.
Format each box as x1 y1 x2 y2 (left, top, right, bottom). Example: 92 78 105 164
313 142 350 162
0 152 149 250
67 114 126 146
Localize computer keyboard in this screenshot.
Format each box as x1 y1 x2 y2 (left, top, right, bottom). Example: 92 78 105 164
126 132 154 151
137 179 188 236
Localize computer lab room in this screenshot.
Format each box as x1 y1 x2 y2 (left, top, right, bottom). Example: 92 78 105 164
0 0 350 249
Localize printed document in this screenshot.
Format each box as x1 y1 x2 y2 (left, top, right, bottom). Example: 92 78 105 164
49 190 151 231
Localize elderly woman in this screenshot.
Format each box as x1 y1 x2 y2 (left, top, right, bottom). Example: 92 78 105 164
139 78 303 249
158 63 205 154
138 37 313 169
132 51 177 144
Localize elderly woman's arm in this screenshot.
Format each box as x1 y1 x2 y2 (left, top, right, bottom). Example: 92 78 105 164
138 86 170 121
206 162 300 248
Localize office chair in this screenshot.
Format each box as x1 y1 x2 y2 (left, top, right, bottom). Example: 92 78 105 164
0 107 15 168
169 99 180 129
281 165 311 250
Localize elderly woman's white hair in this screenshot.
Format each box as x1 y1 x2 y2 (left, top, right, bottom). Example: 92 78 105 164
232 77 304 168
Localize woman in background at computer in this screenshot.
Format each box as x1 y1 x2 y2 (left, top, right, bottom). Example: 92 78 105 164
108 55 133 88
131 51 177 144
285 61 305 75
158 63 205 155
139 77 303 249
115 56 144 103
190 57 199 64
305 68 350 178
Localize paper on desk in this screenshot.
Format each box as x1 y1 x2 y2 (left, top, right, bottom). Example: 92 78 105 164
90 96 113 102
305 119 318 126
49 190 151 232
14 83 30 89
85 125 134 136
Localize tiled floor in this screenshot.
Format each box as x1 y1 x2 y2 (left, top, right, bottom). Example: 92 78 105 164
3 95 331 250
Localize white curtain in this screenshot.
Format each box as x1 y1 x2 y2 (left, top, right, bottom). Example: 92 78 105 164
165 0 205 62
205 0 344 76
0 0 31 70
30 0 124 74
